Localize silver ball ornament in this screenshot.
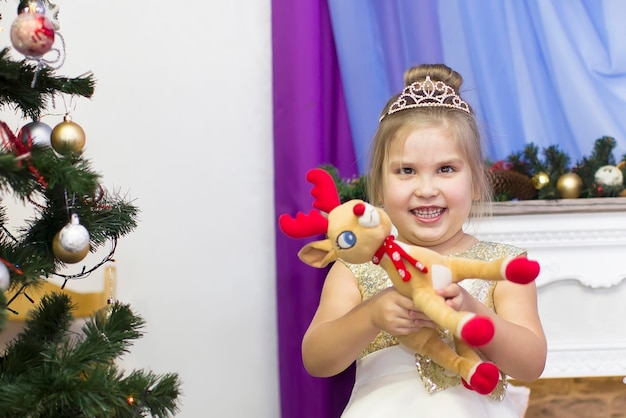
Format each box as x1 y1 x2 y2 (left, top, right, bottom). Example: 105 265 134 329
18 0 46 14
19 120 52 147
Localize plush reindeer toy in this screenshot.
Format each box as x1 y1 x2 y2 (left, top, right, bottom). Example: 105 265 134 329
279 168 540 395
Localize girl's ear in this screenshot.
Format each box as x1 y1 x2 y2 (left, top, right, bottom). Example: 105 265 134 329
472 184 481 201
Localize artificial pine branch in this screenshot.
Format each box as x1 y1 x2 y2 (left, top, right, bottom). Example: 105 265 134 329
0 292 75 377
574 136 618 197
520 143 546 174
538 145 570 199
0 294 181 417
0 48 95 121
320 164 368 203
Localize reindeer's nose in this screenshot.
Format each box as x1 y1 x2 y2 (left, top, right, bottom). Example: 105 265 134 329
353 203 365 216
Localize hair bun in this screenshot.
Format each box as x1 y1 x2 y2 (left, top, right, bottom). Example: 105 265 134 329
404 64 463 92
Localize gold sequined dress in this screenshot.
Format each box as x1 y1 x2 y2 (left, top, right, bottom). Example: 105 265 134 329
340 241 527 418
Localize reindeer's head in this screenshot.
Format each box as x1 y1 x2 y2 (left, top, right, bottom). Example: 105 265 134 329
279 168 393 268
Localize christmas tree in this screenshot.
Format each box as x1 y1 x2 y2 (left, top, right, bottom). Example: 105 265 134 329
0 1 181 416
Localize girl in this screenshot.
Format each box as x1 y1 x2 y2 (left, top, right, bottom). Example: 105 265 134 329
301 64 547 417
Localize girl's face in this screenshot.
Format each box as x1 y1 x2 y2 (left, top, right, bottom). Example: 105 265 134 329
381 125 476 254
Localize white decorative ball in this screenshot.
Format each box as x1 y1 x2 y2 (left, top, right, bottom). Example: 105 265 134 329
594 165 624 186
0 263 10 292
52 214 90 264
10 12 55 57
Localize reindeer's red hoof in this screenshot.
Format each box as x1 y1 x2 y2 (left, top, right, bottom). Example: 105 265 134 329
460 315 494 346
505 257 540 284
465 362 500 395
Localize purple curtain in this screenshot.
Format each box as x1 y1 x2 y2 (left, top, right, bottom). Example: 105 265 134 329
272 1 358 417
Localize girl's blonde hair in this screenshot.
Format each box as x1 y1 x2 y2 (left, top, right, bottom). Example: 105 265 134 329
367 64 492 218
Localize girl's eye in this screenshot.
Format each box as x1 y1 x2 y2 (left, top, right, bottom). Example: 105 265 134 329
400 167 415 175
438 166 455 174
337 231 356 249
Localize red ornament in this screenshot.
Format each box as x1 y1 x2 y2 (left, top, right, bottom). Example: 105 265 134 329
10 12 55 57
489 160 513 172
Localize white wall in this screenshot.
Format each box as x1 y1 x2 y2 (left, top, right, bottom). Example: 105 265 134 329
0 1 279 416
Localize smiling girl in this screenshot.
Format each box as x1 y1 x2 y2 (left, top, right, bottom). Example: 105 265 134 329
301 64 546 417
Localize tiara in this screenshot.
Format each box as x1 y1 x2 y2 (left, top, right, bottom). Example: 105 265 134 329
386 76 471 117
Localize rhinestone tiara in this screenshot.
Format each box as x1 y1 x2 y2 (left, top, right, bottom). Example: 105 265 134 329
386 76 471 117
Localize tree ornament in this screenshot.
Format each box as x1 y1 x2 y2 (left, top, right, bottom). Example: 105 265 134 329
556 172 583 199
51 114 86 155
52 213 90 264
17 0 46 14
19 120 52 147
105 263 117 305
0 263 10 292
594 165 623 187
10 11 55 57
531 171 550 190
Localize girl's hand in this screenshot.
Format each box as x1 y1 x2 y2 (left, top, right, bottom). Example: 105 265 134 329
369 288 437 336
436 283 471 311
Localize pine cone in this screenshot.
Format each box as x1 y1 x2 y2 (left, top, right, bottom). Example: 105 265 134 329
489 170 537 200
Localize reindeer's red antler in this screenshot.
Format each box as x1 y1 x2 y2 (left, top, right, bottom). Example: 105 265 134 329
278 168 341 239
278 210 328 238
307 168 341 214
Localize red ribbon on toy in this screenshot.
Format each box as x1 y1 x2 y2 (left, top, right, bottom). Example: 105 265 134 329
372 235 428 281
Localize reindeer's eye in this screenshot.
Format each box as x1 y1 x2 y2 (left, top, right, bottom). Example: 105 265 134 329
337 231 356 249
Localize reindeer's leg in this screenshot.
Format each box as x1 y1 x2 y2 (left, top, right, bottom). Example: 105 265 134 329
446 257 539 285
454 337 500 395
396 329 437 354
411 287 494 346
398 330 498 395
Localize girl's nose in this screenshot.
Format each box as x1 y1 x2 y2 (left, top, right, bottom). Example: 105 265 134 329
414 176 438 198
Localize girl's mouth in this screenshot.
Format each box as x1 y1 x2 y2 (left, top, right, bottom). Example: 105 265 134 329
411 207 445 219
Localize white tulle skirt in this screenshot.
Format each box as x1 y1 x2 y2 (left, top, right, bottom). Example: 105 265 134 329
341 346 527 418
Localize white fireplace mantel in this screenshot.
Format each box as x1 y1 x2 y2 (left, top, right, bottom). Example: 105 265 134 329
466 197 626 378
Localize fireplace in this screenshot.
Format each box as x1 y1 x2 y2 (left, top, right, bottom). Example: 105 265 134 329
466 197 626 378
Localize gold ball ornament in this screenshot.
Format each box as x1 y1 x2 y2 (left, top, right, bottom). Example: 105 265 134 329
52 214 90 264
531 171 550 190
51 114 86 155
556 172 583 199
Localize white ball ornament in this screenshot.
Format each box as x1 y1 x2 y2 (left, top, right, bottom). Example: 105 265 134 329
10 12 55 57
52 214 90 264
0 263 10 292
594 165 624 187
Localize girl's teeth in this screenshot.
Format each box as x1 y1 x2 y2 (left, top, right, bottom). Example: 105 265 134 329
414 208 443 218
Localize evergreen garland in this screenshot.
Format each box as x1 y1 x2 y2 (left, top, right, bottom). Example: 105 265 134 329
322 136 626 203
